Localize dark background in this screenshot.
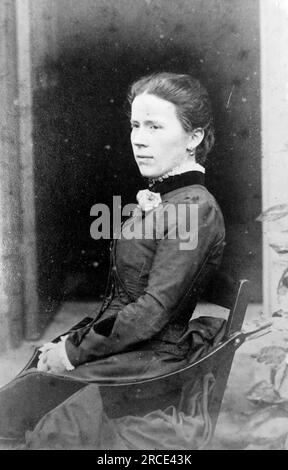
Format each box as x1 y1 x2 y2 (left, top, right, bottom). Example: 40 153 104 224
30 0 261 321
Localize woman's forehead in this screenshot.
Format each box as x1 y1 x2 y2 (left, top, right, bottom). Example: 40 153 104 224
131 93 177 120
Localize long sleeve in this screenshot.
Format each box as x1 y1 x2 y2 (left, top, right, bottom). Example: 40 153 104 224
65 195 225 367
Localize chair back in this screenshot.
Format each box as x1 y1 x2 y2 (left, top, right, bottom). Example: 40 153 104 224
201 270 250 339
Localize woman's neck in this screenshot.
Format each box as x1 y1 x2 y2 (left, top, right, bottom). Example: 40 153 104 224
148 160 205 185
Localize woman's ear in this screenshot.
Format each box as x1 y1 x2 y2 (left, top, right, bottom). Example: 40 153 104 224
187 128 204 151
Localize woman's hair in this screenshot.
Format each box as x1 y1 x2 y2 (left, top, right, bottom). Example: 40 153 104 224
127 72 215 166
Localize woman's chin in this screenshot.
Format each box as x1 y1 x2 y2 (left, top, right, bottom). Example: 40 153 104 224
138 168 161 179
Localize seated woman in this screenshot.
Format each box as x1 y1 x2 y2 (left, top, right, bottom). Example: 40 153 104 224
37 72 225 382
0 72 226 449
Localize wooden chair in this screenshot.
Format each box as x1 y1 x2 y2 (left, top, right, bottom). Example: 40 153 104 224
0 271 264 448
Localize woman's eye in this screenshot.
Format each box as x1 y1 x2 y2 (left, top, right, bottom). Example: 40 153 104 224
130 123 160 130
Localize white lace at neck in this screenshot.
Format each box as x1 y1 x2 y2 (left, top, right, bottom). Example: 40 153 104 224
149 160 205 185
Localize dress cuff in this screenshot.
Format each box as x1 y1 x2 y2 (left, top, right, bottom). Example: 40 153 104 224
58 335 75 371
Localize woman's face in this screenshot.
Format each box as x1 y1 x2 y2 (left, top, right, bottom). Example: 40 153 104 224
130 93 192 179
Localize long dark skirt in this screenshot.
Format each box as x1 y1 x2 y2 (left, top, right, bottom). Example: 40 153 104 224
0 317 225 449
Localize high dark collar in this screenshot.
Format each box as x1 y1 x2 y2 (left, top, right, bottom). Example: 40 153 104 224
146 171 205 196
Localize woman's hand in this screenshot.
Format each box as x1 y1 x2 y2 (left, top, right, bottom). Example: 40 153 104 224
37 342 67 374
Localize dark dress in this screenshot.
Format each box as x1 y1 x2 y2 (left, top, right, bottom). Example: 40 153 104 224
0 170 226 449
63 170 225 382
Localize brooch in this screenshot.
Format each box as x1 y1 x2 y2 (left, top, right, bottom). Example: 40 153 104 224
136 189 162 212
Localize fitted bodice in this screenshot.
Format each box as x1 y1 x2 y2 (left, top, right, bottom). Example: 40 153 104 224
65 172 225 366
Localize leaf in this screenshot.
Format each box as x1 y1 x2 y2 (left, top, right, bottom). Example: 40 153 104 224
278 268 288 296
268 233 288 253
275 361 288 400
257 204 288 222
270 244 288 254
247 380 283 404
239 407 274 434
253 346 287 366
274 361 288 390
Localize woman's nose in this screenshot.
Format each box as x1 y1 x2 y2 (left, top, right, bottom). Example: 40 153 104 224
131 128 149 147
